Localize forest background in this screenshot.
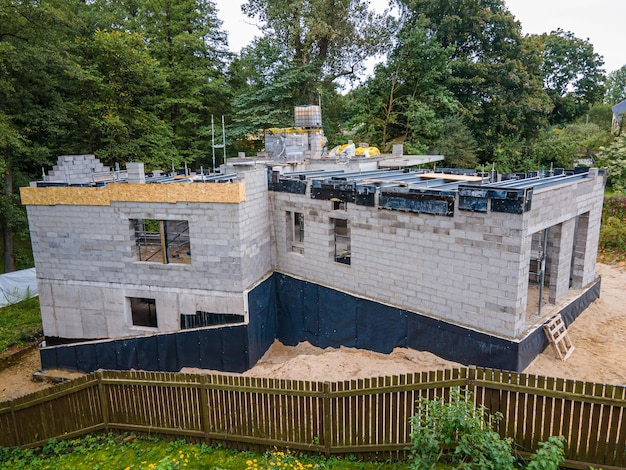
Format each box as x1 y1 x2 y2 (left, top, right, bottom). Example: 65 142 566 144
2 0 626 274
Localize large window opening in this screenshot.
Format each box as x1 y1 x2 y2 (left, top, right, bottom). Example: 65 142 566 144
286 211 304 254
130 297 157 327
133 219 191 264
333 218 351 265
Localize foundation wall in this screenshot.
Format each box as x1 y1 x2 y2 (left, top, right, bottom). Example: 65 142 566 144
38 281 246 339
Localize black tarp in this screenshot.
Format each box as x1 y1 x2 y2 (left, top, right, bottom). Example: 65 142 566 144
246 276 277 366
275 273 519 370
356 301 407 353
157 335 178 372
222 326 249 372
199 328 222 370
76 343 97 372
176 330 200 369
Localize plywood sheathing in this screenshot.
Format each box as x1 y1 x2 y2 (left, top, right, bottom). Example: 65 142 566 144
20 182 246 206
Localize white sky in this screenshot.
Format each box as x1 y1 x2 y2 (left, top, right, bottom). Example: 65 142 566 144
214 0 626 74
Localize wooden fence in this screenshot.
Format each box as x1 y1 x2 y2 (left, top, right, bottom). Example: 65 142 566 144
1 367 625 469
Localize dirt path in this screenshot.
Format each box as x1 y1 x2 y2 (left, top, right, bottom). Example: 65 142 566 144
1 263 625 403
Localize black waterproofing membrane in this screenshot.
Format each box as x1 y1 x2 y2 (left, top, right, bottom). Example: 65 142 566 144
40 274 600 373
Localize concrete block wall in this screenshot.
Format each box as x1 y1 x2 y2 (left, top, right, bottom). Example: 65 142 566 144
525 173 605 293
28 168 271 340
47 155 110 184
236 168 273 288
546 219 575 304
271 172 606 340
272 190 527 338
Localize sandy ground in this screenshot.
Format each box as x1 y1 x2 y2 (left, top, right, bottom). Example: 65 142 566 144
1 263 625 403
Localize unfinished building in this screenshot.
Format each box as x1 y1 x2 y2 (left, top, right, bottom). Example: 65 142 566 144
21 153 605 373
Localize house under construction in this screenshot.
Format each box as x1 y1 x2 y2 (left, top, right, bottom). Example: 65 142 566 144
20 151 605 374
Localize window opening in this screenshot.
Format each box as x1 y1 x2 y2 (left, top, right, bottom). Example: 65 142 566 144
332 199 347 211
130 297 157 327
180 311 245 329
333 218 351 265
134 219 191 264
287 211 304 254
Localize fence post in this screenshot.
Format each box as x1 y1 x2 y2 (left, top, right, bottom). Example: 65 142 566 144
200 375 211 444
322 381 331 457
10 401 19 447
97 371 109 432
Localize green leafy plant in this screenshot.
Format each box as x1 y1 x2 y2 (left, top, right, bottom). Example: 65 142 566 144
525 436 565 470
598 196 626 263
409 387 515 469
408 387 566 470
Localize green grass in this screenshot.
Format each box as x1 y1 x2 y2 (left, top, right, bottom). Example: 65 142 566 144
0 296 42 353
0 433 412 470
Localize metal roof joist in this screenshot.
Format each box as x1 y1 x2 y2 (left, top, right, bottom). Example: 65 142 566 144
332 169 408 181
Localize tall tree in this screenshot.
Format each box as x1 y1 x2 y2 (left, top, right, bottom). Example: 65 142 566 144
537 29 605 124
605 64 626 105
529 122 612 169
231 0 392 148
108 0 232 165
344 15 457 152
242 0 392 100
0 0 74 271
62 29 174 167
395 0 552 161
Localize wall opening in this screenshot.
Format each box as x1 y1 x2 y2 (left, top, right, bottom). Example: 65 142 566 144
133 219 191 264
130 297 157 327
286 211 304 254
527 228 549 318
332 199 347 211
333 218 351 265
180 311 245 329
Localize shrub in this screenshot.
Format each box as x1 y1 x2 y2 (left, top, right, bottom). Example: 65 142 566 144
409 387 515 469
408 387 565 470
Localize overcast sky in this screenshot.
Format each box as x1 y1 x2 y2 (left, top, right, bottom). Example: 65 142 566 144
214 0 626 74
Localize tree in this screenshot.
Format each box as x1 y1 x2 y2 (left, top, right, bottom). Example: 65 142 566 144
597 136 626 192
529 122 612 169
396 0 552 162
605 64 626 105
537 29 605 124
431 115 479 169
0 0 74 271
344 15 456 151
231 0 392 149
242 0 391 99
121 0 232 166
62 29 175 168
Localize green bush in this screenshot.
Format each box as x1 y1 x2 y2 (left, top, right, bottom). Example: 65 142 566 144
409 387 515 469
599 196 626 262
408 387 565 470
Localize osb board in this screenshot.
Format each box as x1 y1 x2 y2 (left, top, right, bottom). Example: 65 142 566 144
20 187 111 206
20 182 246 206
